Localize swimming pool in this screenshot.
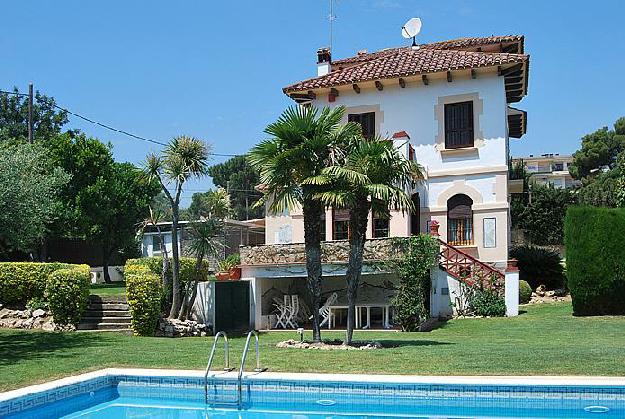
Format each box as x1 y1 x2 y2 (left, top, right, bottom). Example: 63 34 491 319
2 369 625 418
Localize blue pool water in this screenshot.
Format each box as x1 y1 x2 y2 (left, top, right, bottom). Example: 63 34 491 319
3 374 625 418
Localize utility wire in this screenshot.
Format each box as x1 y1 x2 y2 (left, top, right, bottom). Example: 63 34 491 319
0 88 245 157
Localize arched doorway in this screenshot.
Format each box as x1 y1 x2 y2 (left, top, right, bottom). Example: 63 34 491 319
447 194 473 245
410 193 420 235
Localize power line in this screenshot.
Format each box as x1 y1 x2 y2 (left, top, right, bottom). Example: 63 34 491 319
0 88 246 157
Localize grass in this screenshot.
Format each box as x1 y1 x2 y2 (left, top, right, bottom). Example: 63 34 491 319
89 281 126 297
1 302 625 392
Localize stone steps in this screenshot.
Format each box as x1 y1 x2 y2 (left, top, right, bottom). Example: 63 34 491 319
78 295 132 331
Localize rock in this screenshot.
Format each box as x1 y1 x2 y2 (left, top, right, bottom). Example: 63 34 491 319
32 309 46 318
535 285 547 297
554 288 567 297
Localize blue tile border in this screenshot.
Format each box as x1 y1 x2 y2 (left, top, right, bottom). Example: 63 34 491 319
3 371 625 416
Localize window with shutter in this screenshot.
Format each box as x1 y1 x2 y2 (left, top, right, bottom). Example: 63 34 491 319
348 112 376 139
332 209 350 240
444 101 474 149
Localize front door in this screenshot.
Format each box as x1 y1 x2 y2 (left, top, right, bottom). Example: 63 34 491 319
214 281 250 334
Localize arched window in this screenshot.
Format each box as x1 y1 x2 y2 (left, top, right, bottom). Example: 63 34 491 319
410 193 420 235
447 194 473 245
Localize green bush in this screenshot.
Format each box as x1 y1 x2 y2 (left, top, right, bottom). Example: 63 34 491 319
26 297 49 311
565 206 625 315
126 257 208 284
510 245 565 290
125 264 163 336
45 266 91 326
519 280 532 304
469 288 506 317
388 235 440 331
0 262 75 306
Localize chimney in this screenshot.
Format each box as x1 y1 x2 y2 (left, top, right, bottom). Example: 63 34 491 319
317 47 331 77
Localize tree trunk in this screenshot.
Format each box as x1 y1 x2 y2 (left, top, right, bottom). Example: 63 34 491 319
303 198 324 342
344 199 370 345
155 225 171 304
102 244 112 284
177 254 204 320
168 206 181 319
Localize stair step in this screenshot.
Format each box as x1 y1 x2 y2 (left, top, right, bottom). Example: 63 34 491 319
87 303 129 310
81 316 131 324
89 295 127 303
77 322 132 330
83 310 130 317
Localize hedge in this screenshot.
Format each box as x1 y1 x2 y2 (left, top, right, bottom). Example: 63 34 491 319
125 257 209 288
0 262 76 306
564 206 625 315
45 265 91 326
125 264 163 336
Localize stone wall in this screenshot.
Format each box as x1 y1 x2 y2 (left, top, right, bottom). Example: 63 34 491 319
0 306 73 331
241 237 398 266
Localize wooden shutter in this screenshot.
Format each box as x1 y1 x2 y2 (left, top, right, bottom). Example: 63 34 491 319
348 112 375 139
444 101 474 149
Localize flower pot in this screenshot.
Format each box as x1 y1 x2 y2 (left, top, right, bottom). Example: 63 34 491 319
228 267 242 280
215 271 229 281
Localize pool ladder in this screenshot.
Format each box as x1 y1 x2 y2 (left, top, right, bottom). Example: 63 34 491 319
204 330 267 408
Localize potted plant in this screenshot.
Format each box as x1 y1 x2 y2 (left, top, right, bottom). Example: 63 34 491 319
217 254 241 280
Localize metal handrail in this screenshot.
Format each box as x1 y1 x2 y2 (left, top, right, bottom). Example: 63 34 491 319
204 331 233 404
237 330 266 408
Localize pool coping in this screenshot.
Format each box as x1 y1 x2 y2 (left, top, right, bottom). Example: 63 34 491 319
3 368 625 403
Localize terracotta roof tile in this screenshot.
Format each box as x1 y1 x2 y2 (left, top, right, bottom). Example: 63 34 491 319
284 48 528 93
332 35 524 66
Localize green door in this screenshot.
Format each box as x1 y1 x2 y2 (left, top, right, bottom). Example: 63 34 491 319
214 281 250 334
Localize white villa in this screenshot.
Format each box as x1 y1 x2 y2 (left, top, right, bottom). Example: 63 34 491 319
239 35 527 330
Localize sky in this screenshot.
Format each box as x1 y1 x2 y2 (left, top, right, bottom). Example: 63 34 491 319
2 0 624 203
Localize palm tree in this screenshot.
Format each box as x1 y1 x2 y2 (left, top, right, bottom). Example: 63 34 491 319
179 218 224 320
145 136 210 318
316 136 424 344
248 106 360 342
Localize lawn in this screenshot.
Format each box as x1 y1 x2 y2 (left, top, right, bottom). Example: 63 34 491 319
1 302 625 392
89 281 126 297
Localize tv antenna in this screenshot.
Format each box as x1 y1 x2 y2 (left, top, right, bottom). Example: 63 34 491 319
402 17 422 49
329 0 337 51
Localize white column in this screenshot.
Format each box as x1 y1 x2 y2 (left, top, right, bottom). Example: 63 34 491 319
505 265 519 317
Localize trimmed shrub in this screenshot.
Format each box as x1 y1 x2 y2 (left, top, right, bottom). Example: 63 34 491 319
45 265 91 326
0 262 74 306
125 257 208 284
565 206 625 315
469 288 506 317
510 245 565 290
125 264 163 336
519 280 532 304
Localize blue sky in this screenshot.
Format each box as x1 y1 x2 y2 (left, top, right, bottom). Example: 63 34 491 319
2 1 624 201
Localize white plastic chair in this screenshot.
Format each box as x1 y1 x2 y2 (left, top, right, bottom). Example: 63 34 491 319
273 296 289 329
314 292 338 329
287 295 300 328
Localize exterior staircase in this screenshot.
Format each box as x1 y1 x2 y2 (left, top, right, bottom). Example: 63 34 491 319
77 295 132 331
437 238 505 288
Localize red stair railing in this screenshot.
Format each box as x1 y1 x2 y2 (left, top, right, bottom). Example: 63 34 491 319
437 238 505 290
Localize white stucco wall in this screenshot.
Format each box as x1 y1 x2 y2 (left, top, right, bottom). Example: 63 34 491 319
264 71 511 263
141 232 177 257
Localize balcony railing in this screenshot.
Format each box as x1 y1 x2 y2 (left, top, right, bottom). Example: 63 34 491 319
447 218 473 246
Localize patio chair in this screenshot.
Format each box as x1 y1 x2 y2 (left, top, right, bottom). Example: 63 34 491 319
310 292 338 328
287 295 300 328
272 296 290 329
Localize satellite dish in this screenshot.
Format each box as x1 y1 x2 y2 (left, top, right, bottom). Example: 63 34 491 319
402 17 422 48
